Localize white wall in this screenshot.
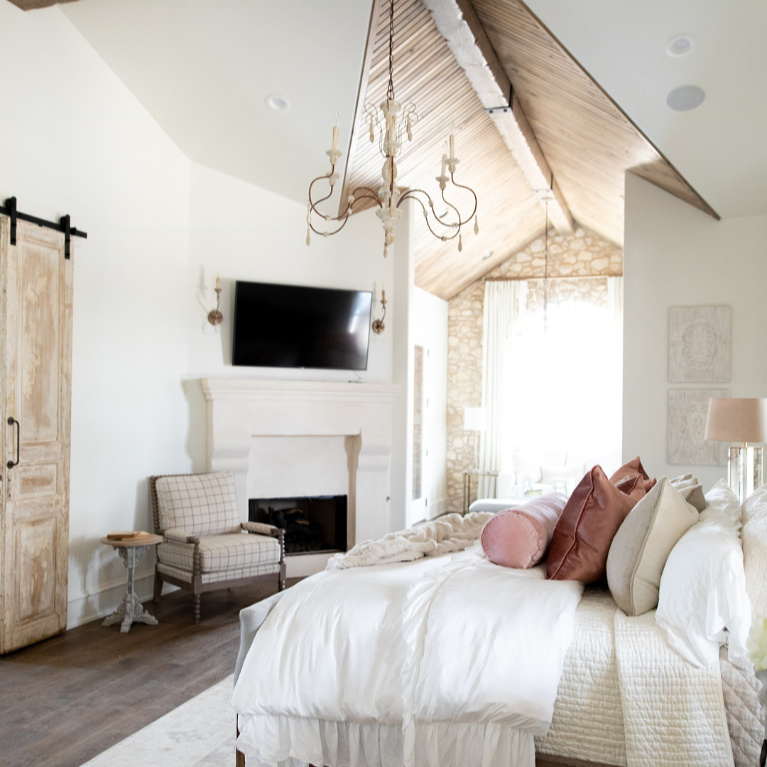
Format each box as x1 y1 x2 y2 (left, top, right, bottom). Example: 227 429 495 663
0 3 192 627
412 288 449 519
0 4 398 628
623 173 767 489
185 163 395 471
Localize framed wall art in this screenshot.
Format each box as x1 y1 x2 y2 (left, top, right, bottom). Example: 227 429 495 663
668 305 731 383
668 388 729 465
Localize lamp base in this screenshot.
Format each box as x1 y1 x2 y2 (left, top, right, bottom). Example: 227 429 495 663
728 445 763 504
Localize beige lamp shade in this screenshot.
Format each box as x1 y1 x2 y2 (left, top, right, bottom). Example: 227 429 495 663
705 398 767 444
464 406 487 433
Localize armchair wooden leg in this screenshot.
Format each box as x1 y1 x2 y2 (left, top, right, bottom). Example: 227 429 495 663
193 592 201 624
153 570 163 604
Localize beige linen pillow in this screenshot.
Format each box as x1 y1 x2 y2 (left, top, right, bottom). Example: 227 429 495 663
606 477 699 616
669 473 708 512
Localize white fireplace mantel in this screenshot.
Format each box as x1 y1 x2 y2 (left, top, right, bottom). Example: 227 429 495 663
201 379 401 554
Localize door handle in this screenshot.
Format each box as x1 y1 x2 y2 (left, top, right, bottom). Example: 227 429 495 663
7 417 19 470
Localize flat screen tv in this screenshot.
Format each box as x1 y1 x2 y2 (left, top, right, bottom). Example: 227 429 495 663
232 280 373 370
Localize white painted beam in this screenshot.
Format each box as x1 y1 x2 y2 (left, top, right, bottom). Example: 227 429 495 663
423 0 574 234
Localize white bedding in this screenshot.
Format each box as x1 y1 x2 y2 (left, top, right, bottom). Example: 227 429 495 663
233 548 583 767
233 552 759 767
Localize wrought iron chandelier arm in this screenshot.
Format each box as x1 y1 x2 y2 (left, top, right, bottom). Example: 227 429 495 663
399 190 460 242
445 176 479 225
349 187 384 208
307 216 352 238
308 173 338 210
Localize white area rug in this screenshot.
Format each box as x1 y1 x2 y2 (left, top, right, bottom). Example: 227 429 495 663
81 675 234 767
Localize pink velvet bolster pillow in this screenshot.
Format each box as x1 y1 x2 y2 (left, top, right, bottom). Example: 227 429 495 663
481 493 569 569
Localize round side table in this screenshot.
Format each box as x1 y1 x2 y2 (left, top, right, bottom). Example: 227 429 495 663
101 532 162 633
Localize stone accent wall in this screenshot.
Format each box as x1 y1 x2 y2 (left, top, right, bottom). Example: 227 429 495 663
445 227 623 513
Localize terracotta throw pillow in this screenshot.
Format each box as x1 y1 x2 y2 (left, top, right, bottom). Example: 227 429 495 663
547 465 646 583
610 456 656 493
481 493 568 569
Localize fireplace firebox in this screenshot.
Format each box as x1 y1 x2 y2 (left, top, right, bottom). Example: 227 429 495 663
249 495 348 556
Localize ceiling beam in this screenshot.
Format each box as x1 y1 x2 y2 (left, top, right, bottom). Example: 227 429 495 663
5 0 80 9
422 0 574 235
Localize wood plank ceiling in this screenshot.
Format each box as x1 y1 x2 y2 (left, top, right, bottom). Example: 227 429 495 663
343 0 718 300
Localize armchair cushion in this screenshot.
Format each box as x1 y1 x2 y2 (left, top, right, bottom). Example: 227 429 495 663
158 532 281 574
155 472 240 536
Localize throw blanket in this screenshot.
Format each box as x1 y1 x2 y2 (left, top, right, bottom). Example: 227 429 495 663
326 511 493 569
233 548 583 767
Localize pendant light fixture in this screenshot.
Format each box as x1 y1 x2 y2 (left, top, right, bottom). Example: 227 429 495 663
306 0 479 258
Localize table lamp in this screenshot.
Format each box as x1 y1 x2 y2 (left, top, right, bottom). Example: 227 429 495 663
464 406 487 471
705 397 767 503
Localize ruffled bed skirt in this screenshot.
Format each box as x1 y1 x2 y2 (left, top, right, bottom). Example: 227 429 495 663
237 714 535 767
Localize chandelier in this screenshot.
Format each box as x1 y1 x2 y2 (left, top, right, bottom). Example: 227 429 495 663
306 0 479 258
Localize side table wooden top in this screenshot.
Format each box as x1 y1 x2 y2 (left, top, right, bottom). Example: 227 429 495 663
101 532 162 548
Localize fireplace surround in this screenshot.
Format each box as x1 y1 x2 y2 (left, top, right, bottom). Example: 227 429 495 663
201 379 400 576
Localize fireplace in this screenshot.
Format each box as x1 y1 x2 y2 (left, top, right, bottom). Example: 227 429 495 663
249 495 348 555
201 378 400 576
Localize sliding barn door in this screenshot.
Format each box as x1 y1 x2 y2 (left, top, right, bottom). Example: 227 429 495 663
0 217 73 654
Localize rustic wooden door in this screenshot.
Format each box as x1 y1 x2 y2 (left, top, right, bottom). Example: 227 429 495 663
0 217 73 654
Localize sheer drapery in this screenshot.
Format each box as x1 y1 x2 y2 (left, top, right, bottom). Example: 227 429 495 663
479 280 527 495
480 277 623 490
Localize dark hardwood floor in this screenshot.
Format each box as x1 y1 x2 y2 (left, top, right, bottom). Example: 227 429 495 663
0 580 296 767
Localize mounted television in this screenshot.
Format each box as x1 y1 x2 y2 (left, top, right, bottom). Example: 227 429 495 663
232 280 373 371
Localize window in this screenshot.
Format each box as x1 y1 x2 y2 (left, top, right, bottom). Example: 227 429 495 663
481 277 622 487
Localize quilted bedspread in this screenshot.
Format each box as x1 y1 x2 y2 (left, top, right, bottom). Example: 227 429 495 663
538 587 763 767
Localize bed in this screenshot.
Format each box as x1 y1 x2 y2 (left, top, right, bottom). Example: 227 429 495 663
232 469 767 767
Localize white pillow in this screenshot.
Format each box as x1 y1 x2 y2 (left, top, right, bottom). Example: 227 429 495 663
701 478 742 533
742 484 767 621
655 512 751 668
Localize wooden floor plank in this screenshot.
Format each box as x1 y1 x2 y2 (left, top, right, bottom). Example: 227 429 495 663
0 580 295 767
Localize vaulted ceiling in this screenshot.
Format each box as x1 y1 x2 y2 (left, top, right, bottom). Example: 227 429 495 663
9 0 767 300
343 0 716 297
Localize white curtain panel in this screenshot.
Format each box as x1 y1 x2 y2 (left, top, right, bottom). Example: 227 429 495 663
480 280 527 495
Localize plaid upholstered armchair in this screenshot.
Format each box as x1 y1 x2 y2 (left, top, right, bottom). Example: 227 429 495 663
149 472 285 623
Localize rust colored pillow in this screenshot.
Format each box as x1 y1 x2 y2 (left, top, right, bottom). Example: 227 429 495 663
547 465 646 583
615 474 656 498
610 456 656 493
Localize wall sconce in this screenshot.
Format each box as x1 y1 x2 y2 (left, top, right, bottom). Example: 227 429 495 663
208 272 223 326
372 287 387 334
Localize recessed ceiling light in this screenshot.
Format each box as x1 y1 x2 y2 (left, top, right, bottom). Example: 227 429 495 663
265 94 291 113
666 85 705 111
666 34 697 57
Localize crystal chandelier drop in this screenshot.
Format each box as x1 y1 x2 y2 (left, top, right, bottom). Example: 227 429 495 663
306 0 479 258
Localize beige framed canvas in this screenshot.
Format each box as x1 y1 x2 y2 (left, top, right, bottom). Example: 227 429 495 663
668 305 730 383
668 388 729 465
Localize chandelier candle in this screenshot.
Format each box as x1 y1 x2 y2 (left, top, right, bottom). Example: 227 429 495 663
306 0 479 258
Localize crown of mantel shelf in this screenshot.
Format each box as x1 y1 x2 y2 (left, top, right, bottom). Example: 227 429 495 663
200 378 401 404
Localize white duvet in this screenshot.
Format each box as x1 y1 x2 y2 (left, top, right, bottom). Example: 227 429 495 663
233 547 583 767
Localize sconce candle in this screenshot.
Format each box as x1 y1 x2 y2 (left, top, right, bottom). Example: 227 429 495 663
372 285 387 335
208 272 223 327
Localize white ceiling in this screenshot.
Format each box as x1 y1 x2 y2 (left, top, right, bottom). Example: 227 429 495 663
61 0 767 220
523 0 767 220
62 0 374 204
